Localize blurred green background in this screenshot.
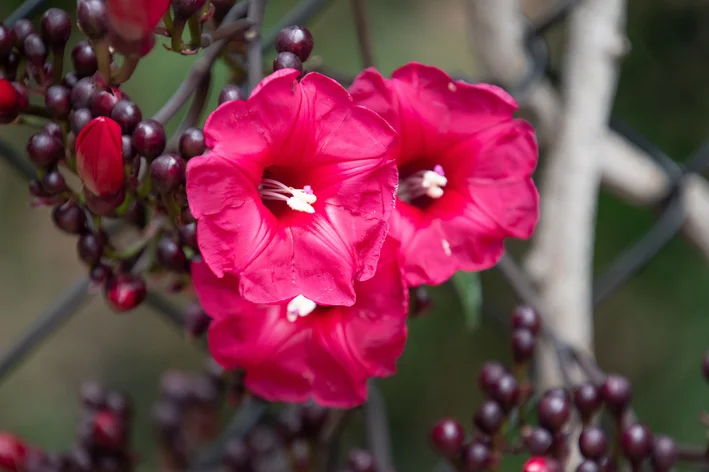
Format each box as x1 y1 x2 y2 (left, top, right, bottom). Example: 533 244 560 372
2 0 709 470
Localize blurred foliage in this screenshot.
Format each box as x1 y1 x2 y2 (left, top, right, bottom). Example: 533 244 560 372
2 0 709 471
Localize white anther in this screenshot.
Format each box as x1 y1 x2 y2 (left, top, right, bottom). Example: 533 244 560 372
427 186 444 199
422 170 448 189
291 189 317 205
286 295 317 322
287 196 316 214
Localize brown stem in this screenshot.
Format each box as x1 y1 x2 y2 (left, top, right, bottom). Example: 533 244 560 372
51 45 64 84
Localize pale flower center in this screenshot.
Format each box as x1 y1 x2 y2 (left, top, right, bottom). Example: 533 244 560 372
286 294 317 322
259 178 317 214
398 164 447 202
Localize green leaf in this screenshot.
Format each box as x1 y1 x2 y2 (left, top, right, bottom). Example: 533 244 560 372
450 271 482 329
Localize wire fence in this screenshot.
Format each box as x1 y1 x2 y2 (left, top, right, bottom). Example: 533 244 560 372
1 0 707 468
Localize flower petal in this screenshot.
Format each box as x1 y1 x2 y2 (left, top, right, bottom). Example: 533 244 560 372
75 117 124 197
208 306 312 404
191 259 243 321
107 0 170 42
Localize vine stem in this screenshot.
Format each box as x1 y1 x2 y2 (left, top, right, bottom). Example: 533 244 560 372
245 0 268 93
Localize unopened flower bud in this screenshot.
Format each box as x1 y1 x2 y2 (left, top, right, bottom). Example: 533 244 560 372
76 117 124 197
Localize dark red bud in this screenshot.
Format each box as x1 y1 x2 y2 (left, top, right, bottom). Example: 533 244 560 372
76 117 125 197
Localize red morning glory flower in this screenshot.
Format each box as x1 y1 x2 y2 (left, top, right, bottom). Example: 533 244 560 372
76 116 124 197
186 69 398 306
192 238 408 408
349 63 539 286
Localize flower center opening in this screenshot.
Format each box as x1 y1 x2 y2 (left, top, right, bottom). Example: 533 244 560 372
286 294 317 322
397 164 447 203
258 176 317 214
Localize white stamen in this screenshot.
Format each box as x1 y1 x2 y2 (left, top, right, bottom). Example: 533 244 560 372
398 165 448 202
442 239 452 256
258 179 318 213
287 294 317 322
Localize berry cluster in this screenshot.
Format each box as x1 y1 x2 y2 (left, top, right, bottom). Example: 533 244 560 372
0 381 133 472
428 306 688 472
1 6 315 322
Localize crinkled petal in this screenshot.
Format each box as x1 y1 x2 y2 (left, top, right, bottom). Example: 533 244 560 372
208 307 312 404
238 227 297 304
191 259 244 321
195 197 278 278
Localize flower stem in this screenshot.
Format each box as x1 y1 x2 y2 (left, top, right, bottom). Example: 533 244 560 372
171 19 186 52
51 45 64 84
162 10 174 33
188 15 202 49
94 40 111 87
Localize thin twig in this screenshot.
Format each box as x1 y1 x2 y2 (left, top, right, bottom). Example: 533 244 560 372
349 0 375 68
144 290 187 332
6 0 48 26
189 396 269 470
365 382 394 472
167 71 213 152
321 409 354 472
0 278 92 384
152 1 250 124
245 0 268 92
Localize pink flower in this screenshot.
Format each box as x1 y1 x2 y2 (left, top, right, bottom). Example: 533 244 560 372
107 0 169 42
76 116 124 197
186 69 398 306
193 238 408 408
349 63 539 286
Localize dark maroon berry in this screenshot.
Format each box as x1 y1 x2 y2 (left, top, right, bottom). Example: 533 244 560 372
111 100 142 134
0 24 16 61
273 51 303 75
537 391 570 431
491 373 519 412
160 370 192 404
89 90 118 117
105 274 146 312
78 233 104 265
291 439 310 470
90 263 111 285
52 202 87 234
40 8 72 48
12 82 27 109
218 84 244 104
301 402 329 438
277 406 303 443
184 302 211 338
650 435 676 472
152 399 181 438
45 85 71 118
71 41 98 78
71 77 98 109
430 418 464 457
71 108 93 134
150 153 186 193
179 127 206 159
27 132 63 167
525 427 553 455
125 201 147 229
275 25 314 62
702 351 709 382
511 305 541 335
43 122 63 142
579 427 607 460
597 456 617 472
574 382 601 422
189 373 219 405
90 410 126 449
157 237 187 272
478 361 506 397
511 328 536 364
69 448 92 472
132 119 166 159
620 424 652 464
545 387 571 401
23 33 47 66
122 135 135 164
576 461 600 472
63 72 79 88
461 442 491 472
42 170 67 195
473 400 504 434
84 187 126 217
348 449 375 472
13 19 35 50
247 425 279 456
600 375 632 416
77 0 109 40
410 285 431 317
81 380 106 409
179 222 198 252
29 179 48 198
172 0 208 19
223 438 251 470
